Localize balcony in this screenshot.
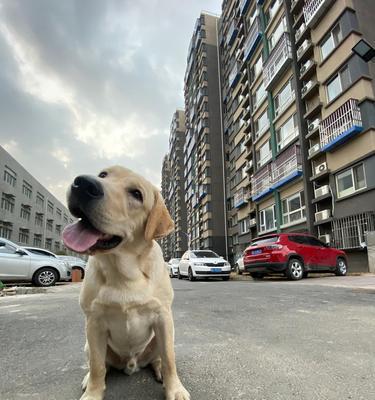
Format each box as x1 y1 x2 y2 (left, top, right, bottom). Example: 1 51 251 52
271 145 302 191
300 59 316 80
245 160 253 172
226 20 238 46
229 62 241 88
263 33 292 90
297 39 313 61
252 165 273 201
301 79 319 100
234 187 250 208
295 22 307 43
243 18 262 62
319 99 363 152
303 0 333 28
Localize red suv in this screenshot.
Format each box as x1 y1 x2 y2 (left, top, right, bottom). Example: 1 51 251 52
243 233 348 280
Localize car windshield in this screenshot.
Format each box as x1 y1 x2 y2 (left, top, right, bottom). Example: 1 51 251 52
170 259 180 264
191 251 220 258
251 236 279 246
26 249 56 258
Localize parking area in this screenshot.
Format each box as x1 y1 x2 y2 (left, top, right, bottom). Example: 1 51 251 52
1 275 375 400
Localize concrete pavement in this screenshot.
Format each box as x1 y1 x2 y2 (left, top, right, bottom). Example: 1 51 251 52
0 276 375 400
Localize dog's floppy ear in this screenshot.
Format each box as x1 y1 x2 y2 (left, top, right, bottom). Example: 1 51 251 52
145 191 174 241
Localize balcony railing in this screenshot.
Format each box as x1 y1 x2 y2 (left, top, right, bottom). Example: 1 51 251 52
303 0 333 27
240 0 251 15
332 211 375 250
263 33 292 89
271 145 302 190
226 20 238 46
251 165 273 201
229 62 241 88
234 187 250 208
319 99 363 152
243 18 262 62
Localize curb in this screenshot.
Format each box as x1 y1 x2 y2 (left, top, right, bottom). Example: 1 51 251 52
0 286 47 297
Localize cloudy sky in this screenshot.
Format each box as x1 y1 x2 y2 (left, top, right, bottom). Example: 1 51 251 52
0 0 221 204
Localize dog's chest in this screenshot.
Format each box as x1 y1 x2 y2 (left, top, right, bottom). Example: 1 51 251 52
103 305 155 357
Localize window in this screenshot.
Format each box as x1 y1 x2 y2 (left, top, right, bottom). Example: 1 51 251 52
259 205 276 232
269 16 286 51
33 234 42 247
63 214 69 224
320 23 342 61
251 54 263 82
55 224 62 235
35 213 44 227
1 193 15 213
265 0 281 25
232 233 239 245
36 192 44 207
56 208 62 219
282 191 306 225
47 201 54 214
45 238 52 250
248 7 257 27
0 222 12 240
19 229 29 244
276 114 299 151
304 236 325 247
3 166 16 187
46 219 53 231
22 181 32 198
336 164 366 198
326 66 351 102
0 241 16 254
252 236 279 245
55 241 60 253
20 205 31 221
252 81 267 111
274 78 295 116
254 110 270 139
256 140 272 167
239 219 249 234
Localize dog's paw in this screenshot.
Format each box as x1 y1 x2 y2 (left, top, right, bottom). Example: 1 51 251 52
165 384 190 400
80 393 103 400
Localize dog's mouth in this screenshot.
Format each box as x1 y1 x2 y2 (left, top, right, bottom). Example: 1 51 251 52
62 211 122 254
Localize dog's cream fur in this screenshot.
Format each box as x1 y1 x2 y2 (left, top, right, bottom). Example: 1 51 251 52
74 166 190 400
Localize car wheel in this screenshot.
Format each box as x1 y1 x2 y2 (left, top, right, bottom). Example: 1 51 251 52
222 276 230 281
177 269 182 279
335 258 347 276
33 268 58 287
250 272 264 280
286 258 304 281
188 267 195 281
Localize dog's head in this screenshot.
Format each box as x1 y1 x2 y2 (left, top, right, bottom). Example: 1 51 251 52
62 166 174 254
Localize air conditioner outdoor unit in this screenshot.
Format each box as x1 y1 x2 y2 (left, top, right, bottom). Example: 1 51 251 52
319 234 331 244
315 209 331 222
314 185 330 198
295 23 306 40
308 118 320 132
249 218 256 226
297 40 311 57
308 143 320 156
302 81 313 94
315 161 328 175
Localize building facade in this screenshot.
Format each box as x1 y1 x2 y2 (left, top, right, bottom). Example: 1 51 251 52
167 110 188 258
183 12 228 258
160 154 172 259
0 145 74 253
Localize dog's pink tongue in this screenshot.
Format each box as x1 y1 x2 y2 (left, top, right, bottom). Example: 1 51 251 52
62 220 102 253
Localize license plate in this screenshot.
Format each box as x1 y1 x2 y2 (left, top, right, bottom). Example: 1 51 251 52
252 249 262 255
211 268 222 273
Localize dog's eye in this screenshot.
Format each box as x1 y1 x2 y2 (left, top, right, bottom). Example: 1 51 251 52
129 189 143 202
98 171 108 178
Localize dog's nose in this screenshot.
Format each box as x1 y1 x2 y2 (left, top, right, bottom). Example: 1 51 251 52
71 175 104 202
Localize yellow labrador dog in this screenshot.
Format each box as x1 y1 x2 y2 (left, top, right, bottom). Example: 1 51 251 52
62 166 190 400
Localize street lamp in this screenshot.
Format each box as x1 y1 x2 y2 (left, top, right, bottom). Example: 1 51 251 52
352 39 375 62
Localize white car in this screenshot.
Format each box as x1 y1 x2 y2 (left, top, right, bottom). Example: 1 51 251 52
178 250 231 281
234 256 245 275
168 258 180 278
0 238 70 286
58 256 87 279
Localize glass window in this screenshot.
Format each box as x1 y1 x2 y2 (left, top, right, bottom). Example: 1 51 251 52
251 236 279 245
274 78 294 116
336 164 366 198
326 66 351 102
257 140 272 167
240 219 249 234
191 250 220 258
269 16 286 51
252 81 267 110
255 110 270 139
251 54 263 82
282 191 306 225
320 23 342 60
259 205 276 232
0 242 16 254
276 114 298 151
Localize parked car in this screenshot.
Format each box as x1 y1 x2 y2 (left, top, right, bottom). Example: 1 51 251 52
0 238 70 286
178 250 231 281
58 256 87 279
167 258 180 278
22 246 71 274
234 256 245 275
243 233 348 281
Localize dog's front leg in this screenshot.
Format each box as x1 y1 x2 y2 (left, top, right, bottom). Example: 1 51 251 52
154 309 190 400
81 317 108 400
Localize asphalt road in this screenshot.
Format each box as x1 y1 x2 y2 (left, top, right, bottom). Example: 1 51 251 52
1 277 375 400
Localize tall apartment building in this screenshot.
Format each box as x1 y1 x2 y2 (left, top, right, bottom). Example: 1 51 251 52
167 110 188 258
183 12 228 258
160 154 172 259
0 145 74 253
218 0 375 269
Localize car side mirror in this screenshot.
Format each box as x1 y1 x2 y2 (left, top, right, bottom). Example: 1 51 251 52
15 249 27 256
